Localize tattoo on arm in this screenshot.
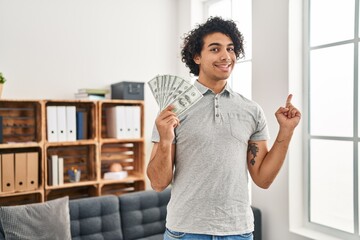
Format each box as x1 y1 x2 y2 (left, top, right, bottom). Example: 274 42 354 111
247 143 259 166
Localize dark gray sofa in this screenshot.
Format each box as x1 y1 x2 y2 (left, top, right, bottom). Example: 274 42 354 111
0 188 262 240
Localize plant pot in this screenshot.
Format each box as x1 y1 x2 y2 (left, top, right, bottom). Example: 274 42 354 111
0 84 3 98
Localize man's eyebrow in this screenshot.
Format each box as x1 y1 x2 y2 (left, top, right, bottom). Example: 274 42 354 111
207 42 234 47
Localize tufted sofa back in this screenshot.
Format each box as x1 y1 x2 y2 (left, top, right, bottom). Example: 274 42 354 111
69 195 123 240
119 188 171 240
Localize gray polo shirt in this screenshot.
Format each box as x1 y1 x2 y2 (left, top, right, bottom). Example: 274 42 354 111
151 80 270 235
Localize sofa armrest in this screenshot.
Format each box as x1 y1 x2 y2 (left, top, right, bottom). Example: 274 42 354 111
251 206 262 240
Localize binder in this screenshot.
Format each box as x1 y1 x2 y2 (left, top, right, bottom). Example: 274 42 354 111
0 116 3 143
26 152 38 190
0 155 2 192
15 153 27 191
131 106 141 138
106 106 128 139
46 106 58 142
51 155 59 186
2 153 14 192
57 106 67 142
124 106 133 138
58 157 64 185
47 157 52 186
66 106 76 141
76 111 88 140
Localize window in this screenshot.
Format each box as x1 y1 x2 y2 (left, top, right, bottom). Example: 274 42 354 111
203 0 252 99
305 0 359 238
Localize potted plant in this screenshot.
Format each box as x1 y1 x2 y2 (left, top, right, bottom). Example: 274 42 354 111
0 72 6 98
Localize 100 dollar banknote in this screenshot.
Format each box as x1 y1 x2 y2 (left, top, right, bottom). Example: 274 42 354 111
148 74 203 116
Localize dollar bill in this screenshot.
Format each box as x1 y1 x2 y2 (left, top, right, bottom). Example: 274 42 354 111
148 74 203 115
167 85 203 116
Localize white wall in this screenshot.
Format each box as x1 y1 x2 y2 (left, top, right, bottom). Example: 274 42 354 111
0 0 312 239
252 0 309 239
0 0 179 189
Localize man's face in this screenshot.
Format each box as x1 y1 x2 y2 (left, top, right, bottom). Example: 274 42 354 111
193 32 236 82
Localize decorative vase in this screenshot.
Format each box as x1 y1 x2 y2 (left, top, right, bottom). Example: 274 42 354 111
0 84 3 98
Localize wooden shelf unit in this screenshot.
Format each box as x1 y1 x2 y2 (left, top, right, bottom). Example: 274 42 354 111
0 99 145 205
98 100 145 195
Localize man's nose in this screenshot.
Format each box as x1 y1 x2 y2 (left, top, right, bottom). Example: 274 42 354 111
220 50 230 61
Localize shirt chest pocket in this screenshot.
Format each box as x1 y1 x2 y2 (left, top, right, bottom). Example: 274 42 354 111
226 113 255 144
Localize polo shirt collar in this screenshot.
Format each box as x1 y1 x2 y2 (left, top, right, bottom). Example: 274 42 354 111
194 80 234 96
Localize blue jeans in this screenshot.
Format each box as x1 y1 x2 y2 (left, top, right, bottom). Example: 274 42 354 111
163 228 253 240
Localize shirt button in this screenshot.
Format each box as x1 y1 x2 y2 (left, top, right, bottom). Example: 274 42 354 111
216 114 219 117
215 97 218 100
215 105 219 108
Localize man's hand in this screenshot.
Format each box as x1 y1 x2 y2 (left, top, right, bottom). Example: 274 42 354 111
275 94 301 130
155 105 179 144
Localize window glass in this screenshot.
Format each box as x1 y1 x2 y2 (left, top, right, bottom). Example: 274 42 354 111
310 43 354 137
310 0 354 47
232 0 252 60
231 61 251 99
208 0 231 18
310 139 354 233
205 0 252 99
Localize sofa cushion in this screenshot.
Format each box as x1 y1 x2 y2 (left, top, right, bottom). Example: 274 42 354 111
119 188 171 240
0 196 71 240
69 195 123 240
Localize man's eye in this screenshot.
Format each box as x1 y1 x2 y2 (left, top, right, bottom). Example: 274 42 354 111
210 48 219 52
228 48 235 52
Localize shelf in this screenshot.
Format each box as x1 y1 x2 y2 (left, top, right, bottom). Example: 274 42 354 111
100 173 145 184
45 139 97 147
100 180 145 196
0 99 145 205
99 138 144 144
0 191 44 206
45 180 98 190
45 185 99 201
45 144 97 188
0 100 43 144
0 142 41 149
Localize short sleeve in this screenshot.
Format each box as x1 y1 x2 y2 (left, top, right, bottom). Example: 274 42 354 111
250 105 270 141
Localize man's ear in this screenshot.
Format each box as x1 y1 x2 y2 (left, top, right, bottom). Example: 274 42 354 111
193 54 201 64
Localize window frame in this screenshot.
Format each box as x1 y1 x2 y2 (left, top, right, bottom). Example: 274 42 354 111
290 0 360 239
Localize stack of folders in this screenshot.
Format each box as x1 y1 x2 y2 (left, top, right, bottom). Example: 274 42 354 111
106 106 141 139
47 106 76 142
47 155 64 186
0 152 39 193
47 106 88 142
74 88 110 100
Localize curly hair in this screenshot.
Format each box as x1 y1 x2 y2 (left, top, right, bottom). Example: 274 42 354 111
181 16 245 76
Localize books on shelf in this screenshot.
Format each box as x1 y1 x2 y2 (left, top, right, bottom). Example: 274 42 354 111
48 155 64 186
103 171 128 180
75 88 110 100
78 88 110 95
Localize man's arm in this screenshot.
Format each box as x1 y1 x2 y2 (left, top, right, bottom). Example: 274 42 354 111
147 106 179 192
248 94 301 189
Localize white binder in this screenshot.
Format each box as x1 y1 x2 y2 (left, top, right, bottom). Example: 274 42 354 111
58 157 64 185
46 106 58 142
106 106 127 139
125 106 141 138
51 155 59 186
57 106 67 142
66 106 76 141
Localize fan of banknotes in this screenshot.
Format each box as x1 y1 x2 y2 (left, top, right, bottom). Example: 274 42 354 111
148 74 203 116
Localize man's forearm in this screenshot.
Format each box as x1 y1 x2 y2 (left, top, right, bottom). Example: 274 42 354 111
258 128 294 188
147 142 174 192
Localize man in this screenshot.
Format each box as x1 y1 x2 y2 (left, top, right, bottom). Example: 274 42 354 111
147 17 301 240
